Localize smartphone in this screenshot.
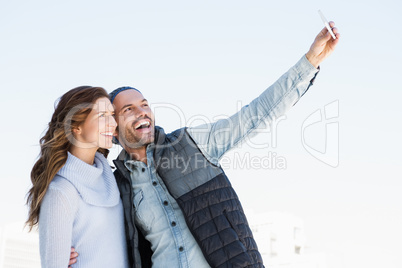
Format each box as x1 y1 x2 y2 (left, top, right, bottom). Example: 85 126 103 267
318 10 336 39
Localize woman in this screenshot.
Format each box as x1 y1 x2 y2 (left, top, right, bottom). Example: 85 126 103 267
26 86 129 267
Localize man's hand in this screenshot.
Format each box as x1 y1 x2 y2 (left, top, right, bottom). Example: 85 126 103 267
68 247 78 267
306 21 340 68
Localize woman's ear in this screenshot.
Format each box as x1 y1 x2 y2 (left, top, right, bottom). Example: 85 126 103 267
72 127 81 135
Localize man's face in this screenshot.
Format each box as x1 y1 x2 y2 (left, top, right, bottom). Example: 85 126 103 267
113 90 155 149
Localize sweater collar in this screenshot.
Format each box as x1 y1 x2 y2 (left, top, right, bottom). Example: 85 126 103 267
57 151 120 207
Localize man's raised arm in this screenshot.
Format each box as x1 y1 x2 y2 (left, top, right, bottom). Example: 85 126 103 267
187 22 340 164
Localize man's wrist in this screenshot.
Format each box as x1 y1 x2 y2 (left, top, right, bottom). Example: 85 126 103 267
305 52 320 69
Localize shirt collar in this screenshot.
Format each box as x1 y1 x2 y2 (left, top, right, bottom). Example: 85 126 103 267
123 143 155 172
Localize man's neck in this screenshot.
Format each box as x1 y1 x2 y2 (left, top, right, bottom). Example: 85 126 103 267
124 145 148 165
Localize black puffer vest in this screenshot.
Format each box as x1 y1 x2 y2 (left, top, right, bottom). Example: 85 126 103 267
113 126 264 268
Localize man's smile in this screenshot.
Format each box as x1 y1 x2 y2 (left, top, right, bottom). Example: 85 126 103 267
133 118 152 133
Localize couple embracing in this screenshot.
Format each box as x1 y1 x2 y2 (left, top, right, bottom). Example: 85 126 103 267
25 24 340 268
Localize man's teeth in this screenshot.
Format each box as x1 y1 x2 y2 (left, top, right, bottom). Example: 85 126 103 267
135 121 150 129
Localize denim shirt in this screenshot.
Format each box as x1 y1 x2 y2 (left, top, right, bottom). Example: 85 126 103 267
124 147 211 268
123 55 318 267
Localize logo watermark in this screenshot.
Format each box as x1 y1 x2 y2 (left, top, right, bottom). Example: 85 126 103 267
301 100 339 167
62 98 339 169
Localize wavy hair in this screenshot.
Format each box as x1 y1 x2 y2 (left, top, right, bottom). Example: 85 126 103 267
26 86 110 230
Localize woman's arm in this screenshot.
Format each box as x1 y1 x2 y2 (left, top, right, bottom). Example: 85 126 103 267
39 185 75 267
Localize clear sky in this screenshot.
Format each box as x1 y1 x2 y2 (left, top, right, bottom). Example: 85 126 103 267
1 1 401 267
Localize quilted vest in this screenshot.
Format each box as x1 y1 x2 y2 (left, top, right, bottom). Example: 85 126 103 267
114 126 264 268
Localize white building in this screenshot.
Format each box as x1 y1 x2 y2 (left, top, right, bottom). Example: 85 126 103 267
0 222 41 268
247 211 327 268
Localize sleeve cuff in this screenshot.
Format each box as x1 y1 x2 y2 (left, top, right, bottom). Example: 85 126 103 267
295 54 320 82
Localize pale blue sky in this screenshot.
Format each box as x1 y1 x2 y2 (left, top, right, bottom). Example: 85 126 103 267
1 1 401 267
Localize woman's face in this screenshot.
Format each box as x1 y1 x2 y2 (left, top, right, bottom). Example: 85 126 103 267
75 97 117 149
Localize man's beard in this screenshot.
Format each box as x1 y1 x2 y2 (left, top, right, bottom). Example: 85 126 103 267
120 116 154 149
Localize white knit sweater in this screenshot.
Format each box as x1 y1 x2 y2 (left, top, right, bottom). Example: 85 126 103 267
39 151 129 268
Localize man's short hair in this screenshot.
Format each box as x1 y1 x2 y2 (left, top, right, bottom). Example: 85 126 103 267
109 86 142 145
109 86 142 104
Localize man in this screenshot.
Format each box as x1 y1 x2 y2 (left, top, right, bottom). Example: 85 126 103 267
69 22 339 268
